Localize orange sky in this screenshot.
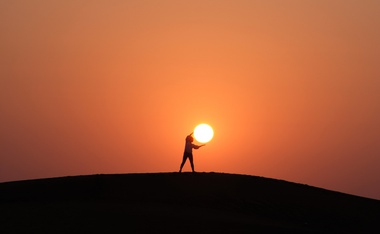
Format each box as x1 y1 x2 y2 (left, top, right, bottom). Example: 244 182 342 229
1 0 379 199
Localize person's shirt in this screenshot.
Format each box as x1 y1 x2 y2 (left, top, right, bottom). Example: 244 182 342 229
185 141 200 154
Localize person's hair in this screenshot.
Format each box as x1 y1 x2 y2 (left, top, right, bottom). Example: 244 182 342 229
186 135 193 142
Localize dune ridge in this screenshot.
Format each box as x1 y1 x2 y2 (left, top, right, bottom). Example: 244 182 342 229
1 172 379 233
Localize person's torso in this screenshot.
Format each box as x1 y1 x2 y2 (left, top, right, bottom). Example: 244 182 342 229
185 141 193 153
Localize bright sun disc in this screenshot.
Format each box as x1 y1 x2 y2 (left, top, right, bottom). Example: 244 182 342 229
194 124 214 143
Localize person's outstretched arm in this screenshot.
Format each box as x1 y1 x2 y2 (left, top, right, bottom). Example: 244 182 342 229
193 144 205 149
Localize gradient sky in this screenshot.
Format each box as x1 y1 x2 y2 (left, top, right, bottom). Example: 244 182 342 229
1 0 379 199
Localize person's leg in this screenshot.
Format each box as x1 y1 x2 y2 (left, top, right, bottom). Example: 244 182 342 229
179 152 188 172
189 154 195 172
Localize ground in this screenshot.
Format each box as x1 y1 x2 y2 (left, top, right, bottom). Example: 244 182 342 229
1 172 379 233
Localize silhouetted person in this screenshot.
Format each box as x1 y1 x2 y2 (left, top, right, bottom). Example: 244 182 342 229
179 132 205 173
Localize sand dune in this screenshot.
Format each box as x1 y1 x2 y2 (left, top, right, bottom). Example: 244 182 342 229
1 172 379 233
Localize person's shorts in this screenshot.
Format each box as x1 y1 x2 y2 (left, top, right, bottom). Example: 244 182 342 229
183 151 193 161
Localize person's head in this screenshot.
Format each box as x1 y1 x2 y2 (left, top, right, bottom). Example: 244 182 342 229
186 135 194 142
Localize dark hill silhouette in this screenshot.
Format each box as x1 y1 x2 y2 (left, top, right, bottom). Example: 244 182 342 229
1 172 379 233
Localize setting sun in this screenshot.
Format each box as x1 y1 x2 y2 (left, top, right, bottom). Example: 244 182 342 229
194 124 214 143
